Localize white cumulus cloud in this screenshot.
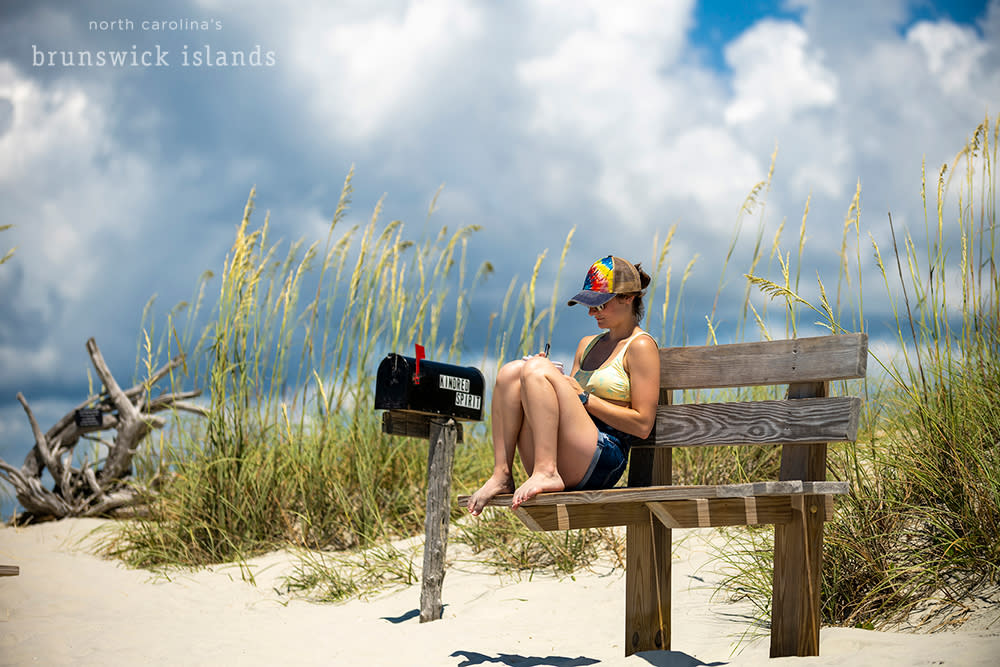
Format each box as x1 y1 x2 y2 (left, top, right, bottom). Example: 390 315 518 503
724 19 838 126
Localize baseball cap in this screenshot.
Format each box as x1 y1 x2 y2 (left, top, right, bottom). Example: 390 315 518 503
567 256 642 307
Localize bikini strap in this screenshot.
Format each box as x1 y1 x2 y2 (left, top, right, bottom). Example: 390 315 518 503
621 330 655 354
579 333 605 365
619 330 656 370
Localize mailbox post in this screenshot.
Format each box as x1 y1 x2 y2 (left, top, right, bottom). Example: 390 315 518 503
374 353 485 623
418 417 457 623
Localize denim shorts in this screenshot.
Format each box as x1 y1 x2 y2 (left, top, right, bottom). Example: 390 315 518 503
571 417 633 491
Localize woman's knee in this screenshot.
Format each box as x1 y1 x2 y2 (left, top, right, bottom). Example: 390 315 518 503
523 356 559 375
495 359 526 388
519 357 559 392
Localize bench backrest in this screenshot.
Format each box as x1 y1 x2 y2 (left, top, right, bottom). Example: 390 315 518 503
627 333 868 487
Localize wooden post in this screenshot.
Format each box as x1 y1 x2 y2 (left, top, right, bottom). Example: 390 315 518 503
771 381 828 657
625 387 673 655
419 418 457 623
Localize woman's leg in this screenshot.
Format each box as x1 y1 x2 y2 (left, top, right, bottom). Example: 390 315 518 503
466 359 525 515
512 357 599 509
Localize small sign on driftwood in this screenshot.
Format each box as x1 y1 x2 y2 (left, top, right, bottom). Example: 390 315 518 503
74 408 103 428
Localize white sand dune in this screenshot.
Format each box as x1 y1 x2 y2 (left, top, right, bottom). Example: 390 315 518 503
1 518 998 666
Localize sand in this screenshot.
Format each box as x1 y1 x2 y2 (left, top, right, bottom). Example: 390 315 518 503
1 518 998 666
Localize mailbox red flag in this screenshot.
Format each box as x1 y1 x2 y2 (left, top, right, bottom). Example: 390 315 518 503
414 344 426 384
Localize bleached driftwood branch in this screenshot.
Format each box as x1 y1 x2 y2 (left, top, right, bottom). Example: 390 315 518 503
0 337 206 523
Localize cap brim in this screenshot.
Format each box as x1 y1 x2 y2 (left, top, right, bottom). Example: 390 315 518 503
567 291 616 307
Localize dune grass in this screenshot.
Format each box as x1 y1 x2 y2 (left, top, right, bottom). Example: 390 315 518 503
102 171 500 569
715 114 1000 631
454 507 625 580
0 223 14 266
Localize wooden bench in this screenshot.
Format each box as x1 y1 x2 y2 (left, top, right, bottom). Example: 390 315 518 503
460 333 867 658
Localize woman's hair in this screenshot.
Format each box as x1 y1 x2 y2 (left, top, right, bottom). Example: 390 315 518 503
620 262 652 320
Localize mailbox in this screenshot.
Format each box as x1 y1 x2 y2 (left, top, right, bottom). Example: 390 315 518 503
374 353 485 422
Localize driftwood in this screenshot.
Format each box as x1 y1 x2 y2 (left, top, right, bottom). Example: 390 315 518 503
0 337 207 523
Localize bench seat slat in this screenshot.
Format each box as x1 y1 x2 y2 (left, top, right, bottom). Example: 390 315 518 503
457 480 848 509
512 494 839 531
651 396 860 448
515 503 650 530
660 333 867 389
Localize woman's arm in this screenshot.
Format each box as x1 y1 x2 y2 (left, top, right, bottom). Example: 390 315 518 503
574 334 660 438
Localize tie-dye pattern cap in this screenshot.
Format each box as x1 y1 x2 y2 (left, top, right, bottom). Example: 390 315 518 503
566 256 642 307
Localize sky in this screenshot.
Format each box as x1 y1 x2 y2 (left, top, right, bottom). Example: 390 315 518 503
1 0 998 510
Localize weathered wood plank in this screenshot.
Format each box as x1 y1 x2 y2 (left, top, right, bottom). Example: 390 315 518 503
518 502 651 530
383 410 464 442
659 333 867 390
456 481 849 509
651 397 860 448
512 495 819 531
646 497 804 528
419 419 457 623
771 381 828 657
624 389 673 655
772 495 826 657
626 513 670 654
624 387 673 478
717 481 848 497
625 390 672 655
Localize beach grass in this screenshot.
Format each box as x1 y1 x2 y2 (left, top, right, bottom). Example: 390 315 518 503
454 507 625 578
714 114 1000 631
0 223 14 266
100 171 497 568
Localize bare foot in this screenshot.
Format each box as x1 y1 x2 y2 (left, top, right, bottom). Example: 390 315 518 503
511 471 564 510
467 473 514 516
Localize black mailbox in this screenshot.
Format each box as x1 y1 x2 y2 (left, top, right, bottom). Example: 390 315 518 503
375 353 485 422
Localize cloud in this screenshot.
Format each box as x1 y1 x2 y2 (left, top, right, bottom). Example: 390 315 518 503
0 64 130 391
907 20 990 94
0 52 231 402
724 20 838 126
0 64 153 305
516 0 767 231
283 0 485 143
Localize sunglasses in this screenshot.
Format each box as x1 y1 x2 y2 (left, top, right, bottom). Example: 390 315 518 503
588 299 614 312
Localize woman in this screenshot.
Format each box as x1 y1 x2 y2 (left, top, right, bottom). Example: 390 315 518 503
466 256 660 514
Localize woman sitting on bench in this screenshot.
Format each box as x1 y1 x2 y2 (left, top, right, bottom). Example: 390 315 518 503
466 256 661 514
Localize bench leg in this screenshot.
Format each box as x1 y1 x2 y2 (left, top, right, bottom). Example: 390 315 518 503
625 517 671 655
770 494 824 657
